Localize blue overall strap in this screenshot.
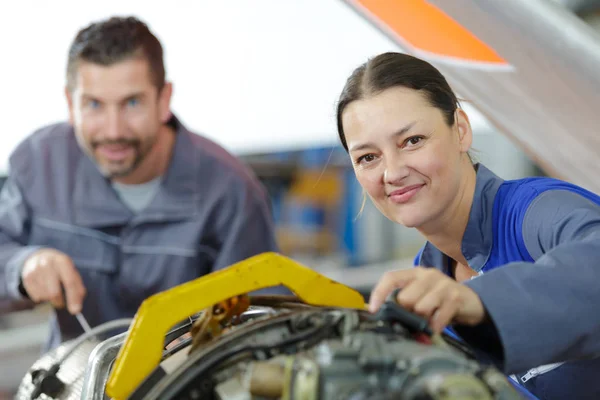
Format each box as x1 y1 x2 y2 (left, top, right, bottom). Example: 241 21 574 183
509 379 541 400
443 328 539 400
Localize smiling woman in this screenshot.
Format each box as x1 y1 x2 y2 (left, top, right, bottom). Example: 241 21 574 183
337 53 476 233
335 52 600 400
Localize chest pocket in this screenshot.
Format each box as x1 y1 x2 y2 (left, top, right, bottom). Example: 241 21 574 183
29 217 119 274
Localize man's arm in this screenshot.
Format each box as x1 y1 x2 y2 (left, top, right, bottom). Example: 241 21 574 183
0 175 41 303
456 189 600 374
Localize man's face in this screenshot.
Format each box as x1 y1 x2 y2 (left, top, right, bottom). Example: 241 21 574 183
66 58 171 179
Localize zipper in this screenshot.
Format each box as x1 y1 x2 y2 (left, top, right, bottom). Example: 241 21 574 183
520 362 564 383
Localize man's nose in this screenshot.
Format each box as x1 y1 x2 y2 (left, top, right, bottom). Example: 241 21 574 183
104 108 126 140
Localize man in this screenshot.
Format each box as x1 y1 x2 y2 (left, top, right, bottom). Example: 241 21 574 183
0 16 280 349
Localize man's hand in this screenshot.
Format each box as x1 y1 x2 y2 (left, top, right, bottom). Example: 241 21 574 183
21 248 86 314
369 267 486 333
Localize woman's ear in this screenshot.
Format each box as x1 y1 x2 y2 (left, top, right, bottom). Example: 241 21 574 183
455 109 473 153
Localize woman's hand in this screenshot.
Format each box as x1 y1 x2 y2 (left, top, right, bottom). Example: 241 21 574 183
369 267 486 333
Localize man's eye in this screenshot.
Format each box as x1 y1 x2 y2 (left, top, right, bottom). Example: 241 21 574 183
127 98 139 107
89 100 100 109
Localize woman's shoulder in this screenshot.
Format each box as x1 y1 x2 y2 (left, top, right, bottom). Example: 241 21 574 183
491 175 600 240
492 175 600 257
496 175 600 211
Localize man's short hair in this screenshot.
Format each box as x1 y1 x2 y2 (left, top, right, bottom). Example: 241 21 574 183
66 16 165 91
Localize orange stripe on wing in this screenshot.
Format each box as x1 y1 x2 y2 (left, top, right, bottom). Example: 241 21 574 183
353 0 509 66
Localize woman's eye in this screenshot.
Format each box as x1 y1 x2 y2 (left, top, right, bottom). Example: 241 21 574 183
358 154 375 164
363 154 375 162
405 136 424 146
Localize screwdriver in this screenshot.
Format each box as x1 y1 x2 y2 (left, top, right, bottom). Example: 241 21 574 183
75 312 92 334
58 285 92 334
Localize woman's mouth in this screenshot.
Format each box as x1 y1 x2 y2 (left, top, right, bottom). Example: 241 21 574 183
388 184 424 204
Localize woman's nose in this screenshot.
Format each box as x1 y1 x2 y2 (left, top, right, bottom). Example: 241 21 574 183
383 155 410 185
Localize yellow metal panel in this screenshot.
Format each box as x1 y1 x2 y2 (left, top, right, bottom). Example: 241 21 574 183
106 252 366 399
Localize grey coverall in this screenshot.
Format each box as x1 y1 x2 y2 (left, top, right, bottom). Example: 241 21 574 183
0 116 280 349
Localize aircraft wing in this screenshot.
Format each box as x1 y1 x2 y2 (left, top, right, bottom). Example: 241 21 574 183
346 0 600 193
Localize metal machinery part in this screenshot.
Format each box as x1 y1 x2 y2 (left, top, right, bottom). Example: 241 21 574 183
15 339 101 400
80 333 129 400
15 253 525 400
142 306 521 400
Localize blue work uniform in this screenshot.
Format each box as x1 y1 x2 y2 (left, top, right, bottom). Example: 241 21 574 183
415 163 600 400
0 116 282 349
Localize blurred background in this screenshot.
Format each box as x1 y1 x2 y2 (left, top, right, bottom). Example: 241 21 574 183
1 0 600 396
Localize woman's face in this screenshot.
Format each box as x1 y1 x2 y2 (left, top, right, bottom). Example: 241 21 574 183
342 86 472 229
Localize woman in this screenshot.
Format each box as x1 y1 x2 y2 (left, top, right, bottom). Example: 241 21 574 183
336 52 600 400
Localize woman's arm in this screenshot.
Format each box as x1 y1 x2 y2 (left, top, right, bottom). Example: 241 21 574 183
457 189 600 374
